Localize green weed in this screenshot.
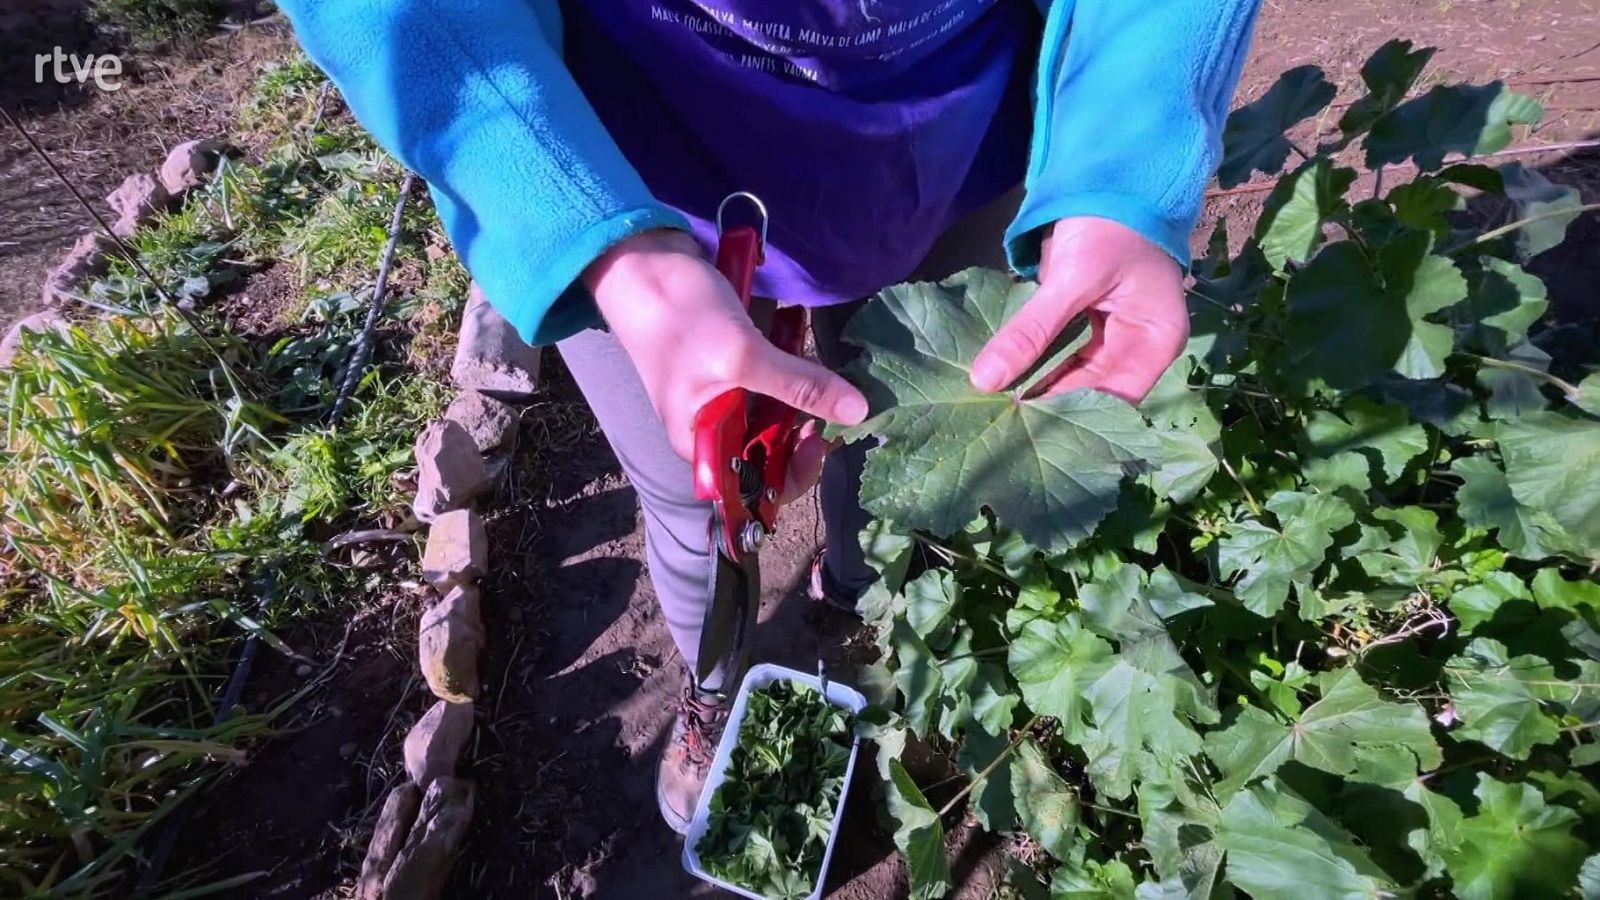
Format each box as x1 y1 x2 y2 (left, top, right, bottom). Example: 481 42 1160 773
90 0 222 51
241 54 326 132
1 313 277 585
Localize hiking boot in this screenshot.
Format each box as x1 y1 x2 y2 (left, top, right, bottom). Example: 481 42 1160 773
807 549 861 614
656 687 729 834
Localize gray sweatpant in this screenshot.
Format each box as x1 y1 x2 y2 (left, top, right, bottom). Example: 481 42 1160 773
555 188 1018 673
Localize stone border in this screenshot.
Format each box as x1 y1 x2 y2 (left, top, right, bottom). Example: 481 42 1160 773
356 287 541 900
5 138 233 361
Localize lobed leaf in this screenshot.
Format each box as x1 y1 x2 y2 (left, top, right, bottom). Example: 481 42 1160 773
886 760 952 900
1219 65 1336 188
1216 778 1395 897
1205 668 1440 797
1364 82 1542 171
841 270 1159 553
1338 39 1437 139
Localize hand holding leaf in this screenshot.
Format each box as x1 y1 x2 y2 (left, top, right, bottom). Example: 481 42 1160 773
970 217 1188 404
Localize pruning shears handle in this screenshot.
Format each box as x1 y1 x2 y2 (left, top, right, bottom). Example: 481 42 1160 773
691 193 806 562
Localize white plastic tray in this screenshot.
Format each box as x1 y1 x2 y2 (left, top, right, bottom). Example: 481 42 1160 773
682 663 867 900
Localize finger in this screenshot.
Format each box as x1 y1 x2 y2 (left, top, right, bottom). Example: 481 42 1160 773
741 343 869 426
969 271 1111 392
1038 302 1187 403
1023 312 1106 400
782 420 829 504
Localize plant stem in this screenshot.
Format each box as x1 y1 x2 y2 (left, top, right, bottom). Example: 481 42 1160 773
1188 383 1278 401
937 716 1041 818
912 533 1016 583
1219 455 1262 517
1457 352 1582 398
1441 202 1600 256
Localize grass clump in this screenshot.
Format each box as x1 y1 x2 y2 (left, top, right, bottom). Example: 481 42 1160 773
90 0 222 51
1 313 277 585
241 54 326 132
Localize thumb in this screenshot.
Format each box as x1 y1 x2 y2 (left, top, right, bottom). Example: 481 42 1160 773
740 343 869 426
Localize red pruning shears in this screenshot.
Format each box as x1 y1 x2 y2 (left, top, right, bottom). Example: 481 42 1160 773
692 192 808 696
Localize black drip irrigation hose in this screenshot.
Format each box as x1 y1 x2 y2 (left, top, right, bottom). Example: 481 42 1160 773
133 172 419 896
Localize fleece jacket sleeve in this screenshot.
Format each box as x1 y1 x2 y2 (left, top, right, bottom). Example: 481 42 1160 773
1008 0 1261 273
276 0 687 345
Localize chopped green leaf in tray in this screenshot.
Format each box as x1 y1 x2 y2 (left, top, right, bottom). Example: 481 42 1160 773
695 680 855 899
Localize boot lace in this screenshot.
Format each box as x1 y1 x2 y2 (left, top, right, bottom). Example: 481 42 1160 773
680 690 727 767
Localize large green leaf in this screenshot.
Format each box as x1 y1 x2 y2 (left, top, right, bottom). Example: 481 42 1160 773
893 619 944 738
1076 566 1209 681
969 662 1022 738
1216 491 1355 616
1007 613 1114 739
841 270 1157 552
1498 410 1600 549
859 519 914 593
886 759 952 900
1217 778 1395 897
1364 82 1542 170
1446 570 1532 634
1255 159 1356 270
935 627 981 740
1388 175 1465 238
1429 775 1587 900
1338 38 1437 138
1082 659 1213 800
1457 258 1550 356
1219 65 1336 187
1301 395 1428 486
1532 568 1600 619
1286 234 1467 389
1344 506 1445 586
1138 781 1225 900
956 727 1016 833
1500 162 1584 259
1444 638 1563 758
1011 738 1080 860
1480 343 1556 422
1205 668 1441 797
905 568 960 642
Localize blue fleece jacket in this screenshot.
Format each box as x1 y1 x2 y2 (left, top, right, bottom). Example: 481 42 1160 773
278 0 1259 346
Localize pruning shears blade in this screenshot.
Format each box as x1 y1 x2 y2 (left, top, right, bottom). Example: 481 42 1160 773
694 529 760 696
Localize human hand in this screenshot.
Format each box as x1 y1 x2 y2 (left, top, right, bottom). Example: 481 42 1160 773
582 230 866 498
969 217 1187 403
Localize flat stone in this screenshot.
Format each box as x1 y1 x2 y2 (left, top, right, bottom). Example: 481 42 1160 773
355 782 421 900
451 284 542 400
442 390 519 454
0 311 68 368
421 509 487 591
41 232 113 306
382 777 475 900
412 419 489 523
106 173 171 237
159 138 233 196
403 699 474 788
418 586 484 703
